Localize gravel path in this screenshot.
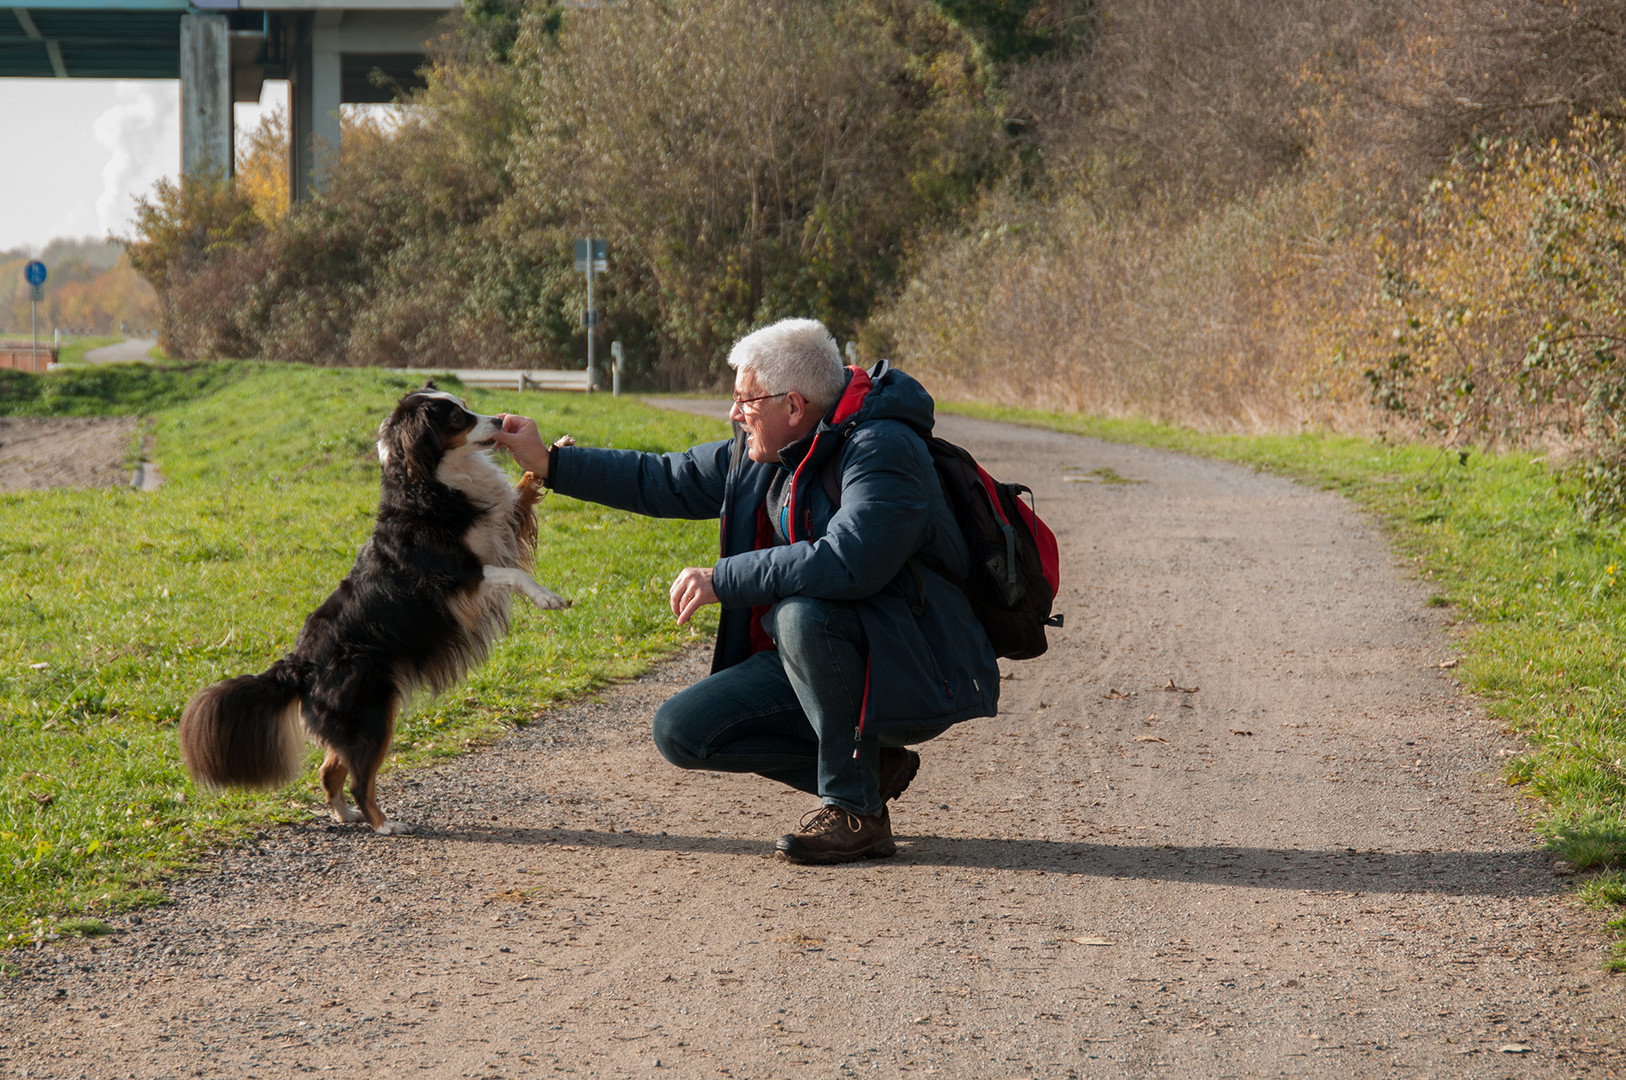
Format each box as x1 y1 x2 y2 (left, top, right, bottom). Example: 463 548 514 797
82 338 158 365
1 409 1619 1078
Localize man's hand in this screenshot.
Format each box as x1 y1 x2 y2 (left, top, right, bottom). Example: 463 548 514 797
494 416 573 478
669 566 718 626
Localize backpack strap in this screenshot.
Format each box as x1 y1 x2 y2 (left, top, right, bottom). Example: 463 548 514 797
816 372 955 613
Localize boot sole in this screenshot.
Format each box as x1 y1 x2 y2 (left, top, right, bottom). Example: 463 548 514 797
774 839 898 865
880 749 920 802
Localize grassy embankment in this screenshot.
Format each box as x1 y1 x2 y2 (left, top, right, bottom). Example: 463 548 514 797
0 363 726 947
949 402 1626 966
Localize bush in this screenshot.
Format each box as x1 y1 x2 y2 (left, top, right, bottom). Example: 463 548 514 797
1355 116 1626 514
124 175 268 360
128 0 1000 388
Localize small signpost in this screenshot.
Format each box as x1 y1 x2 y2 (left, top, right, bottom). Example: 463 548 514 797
24 260 46 367
574 238 608 390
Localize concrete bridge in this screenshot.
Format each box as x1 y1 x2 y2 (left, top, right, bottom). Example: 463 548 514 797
0 1 459 200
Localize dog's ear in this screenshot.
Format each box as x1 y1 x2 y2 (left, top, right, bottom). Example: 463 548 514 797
422 379 438 392
380 397 442 484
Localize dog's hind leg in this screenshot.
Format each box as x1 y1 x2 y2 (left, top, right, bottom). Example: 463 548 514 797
319 749 367 824
347 701 413 836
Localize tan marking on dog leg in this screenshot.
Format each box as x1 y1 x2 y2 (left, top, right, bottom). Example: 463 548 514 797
512 472 541 565
354 707 412 835
319 749 365 823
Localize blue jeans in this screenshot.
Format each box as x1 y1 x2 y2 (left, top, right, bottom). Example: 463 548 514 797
652 596 949 816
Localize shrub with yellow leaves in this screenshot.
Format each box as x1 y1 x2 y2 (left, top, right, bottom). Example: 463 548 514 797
1357 116 1626 514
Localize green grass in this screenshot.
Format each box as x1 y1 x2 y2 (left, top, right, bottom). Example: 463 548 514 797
948 401 1626 965
0 362 728 944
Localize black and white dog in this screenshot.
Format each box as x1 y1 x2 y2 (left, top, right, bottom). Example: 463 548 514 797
179 385 567 834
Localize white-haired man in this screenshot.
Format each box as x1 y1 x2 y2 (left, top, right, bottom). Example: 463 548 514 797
496 318 998 863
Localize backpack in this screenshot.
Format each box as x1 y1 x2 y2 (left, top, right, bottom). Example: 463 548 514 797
919 436 1063 660
819 383 1063 660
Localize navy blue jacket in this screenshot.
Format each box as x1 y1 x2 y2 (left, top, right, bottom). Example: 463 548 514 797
549 364 1000 735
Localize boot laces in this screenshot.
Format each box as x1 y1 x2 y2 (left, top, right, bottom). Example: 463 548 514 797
798 805 864 835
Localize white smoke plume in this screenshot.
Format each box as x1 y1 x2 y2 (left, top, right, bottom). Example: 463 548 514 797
93 81 180 237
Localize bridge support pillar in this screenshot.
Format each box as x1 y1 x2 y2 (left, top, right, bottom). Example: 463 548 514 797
289 14 344 201
180 13 233 180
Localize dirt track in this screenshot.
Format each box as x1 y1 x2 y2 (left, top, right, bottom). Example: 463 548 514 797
0 416 137 492
1 409 1620 1078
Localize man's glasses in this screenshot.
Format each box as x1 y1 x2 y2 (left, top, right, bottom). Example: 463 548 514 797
731 391 789 410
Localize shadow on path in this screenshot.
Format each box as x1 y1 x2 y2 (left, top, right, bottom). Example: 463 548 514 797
402 823 1560 898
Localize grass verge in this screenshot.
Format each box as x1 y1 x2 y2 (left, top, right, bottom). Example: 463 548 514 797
948 402 1626 967
1 362 728 945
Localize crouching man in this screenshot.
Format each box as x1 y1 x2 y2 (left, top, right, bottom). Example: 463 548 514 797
494 318 998 863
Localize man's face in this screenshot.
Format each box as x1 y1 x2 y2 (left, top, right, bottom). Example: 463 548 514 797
730 369 809 464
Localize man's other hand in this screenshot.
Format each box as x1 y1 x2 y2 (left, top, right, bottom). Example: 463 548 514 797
669 566 718 626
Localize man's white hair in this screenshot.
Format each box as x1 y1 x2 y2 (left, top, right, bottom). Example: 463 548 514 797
727 318 846 414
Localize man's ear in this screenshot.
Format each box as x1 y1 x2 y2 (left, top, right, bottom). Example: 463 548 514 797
785 391 809 426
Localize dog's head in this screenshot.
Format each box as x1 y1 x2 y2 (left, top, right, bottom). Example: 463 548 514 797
376 382 503 483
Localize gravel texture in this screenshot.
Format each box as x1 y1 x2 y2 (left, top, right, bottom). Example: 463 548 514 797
0 416 138 492
1 408 1620 1078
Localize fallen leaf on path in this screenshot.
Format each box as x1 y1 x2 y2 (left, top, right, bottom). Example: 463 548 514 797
1438 658 1459 669
1068 937 1114 946
1163 678 1199 693
1132 735 1168 743
1103 688 1134 700
1498 1045 1534 1054
1229 729 1253 736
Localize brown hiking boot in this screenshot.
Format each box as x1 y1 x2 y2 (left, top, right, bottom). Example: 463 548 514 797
878 748 920 802
775 805 897 865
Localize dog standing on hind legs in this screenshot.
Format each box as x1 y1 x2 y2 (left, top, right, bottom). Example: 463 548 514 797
178 384 569 834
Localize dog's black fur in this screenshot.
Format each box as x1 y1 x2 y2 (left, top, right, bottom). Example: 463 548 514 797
178 385 566 833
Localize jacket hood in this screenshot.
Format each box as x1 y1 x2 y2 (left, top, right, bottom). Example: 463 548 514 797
778 362 935 470
826 361 935 436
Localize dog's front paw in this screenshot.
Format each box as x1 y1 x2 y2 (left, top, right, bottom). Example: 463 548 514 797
517 470 543 495
374 820 415 836
527 587 571 611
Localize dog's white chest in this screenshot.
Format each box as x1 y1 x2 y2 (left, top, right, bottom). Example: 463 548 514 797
438 451 522 568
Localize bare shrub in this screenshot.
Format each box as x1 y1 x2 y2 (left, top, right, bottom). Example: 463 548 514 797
874 0 1626 435
873 184 1341 429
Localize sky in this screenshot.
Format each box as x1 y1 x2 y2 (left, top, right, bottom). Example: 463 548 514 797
0 78 284 255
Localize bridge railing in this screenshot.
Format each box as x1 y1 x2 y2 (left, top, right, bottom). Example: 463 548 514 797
0 343 58 372
391 369 594 393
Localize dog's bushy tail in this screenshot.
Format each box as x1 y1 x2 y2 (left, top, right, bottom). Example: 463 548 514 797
178 659 306 789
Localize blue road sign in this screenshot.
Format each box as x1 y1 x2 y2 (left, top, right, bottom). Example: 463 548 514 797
574 238 608 273
24 260 46 286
